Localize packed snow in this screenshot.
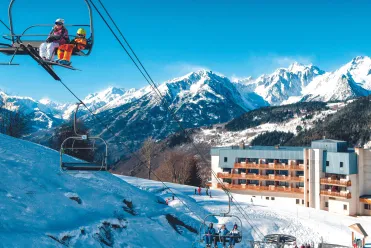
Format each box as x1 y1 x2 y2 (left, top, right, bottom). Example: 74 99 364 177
118 176 371 248
1 133 371 247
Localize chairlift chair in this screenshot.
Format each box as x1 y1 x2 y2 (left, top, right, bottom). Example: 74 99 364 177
60 103 108 171
197 196 243 246
0 0 94 75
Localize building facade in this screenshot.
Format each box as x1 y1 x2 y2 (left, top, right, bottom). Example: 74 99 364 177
210 139 371 216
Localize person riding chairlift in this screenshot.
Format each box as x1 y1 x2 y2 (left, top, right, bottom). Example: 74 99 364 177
214 224 229 248
39 18 69 60
229 224 240 248
56 28 87 66
204 223 216 247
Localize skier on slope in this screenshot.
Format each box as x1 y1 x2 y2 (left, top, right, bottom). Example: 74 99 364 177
39 18 69 60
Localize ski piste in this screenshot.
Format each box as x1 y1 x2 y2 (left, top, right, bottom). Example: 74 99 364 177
20 43 60 81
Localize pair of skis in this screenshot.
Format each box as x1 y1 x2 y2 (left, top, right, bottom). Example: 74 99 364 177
20 44 79 81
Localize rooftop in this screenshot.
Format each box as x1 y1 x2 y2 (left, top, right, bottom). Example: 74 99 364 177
312 139 347 143
211 145 308 152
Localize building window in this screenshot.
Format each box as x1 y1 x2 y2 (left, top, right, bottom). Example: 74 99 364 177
340 162 343 168
296 199 300 204
343 204 347 210
302 199 304 204
365 204 370 210
271 197 275 200
224 157 228 162
266 197 269 200
325 202 329 208
326 161 329 167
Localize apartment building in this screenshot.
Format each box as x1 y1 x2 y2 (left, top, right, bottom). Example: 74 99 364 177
210 139 371 216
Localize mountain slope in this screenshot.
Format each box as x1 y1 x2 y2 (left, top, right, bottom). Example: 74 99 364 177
301 56 371 102
234 63 325 105
0 91 63 131
0 133 201 247
84 70 263 156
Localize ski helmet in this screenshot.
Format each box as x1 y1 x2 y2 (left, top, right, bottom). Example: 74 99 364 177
76 28 86 37
55 18 64 25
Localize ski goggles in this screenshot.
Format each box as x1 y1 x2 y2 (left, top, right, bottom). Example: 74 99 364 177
55 22 63 25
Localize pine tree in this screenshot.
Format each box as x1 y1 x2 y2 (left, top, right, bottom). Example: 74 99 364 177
185 157 202 187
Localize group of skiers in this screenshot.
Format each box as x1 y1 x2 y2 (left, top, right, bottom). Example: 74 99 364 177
295 243 312 248
38 18 87 65
204 223 240 248
195 186 212 198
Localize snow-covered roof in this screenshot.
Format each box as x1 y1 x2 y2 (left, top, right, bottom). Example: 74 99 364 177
312 139 346 143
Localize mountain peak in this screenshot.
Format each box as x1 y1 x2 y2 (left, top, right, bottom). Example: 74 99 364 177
288 62 312 73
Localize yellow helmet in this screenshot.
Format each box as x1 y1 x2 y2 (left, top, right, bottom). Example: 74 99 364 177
76 28 86 37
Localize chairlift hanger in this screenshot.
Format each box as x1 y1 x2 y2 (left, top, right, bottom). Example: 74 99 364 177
60 103 108 171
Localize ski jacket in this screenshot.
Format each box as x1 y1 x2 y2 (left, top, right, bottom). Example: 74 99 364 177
218 228 229 236
205 227 216 236
230 229 240 236
47 26 69 45
71 37 87 51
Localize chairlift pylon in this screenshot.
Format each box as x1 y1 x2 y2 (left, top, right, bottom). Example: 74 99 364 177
60 102 108 171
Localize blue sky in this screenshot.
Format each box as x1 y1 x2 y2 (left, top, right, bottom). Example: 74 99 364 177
0 0 370 102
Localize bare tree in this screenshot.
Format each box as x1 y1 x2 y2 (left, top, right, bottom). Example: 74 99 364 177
139 137 159 180
156 150 201 185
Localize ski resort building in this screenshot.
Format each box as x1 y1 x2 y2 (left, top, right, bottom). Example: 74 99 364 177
210 139 371 216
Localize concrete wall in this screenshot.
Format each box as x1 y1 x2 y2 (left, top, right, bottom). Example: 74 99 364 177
211 155 221 188
230 190 305 205
216 148 304 168
323 152 358 175
308 149 322 209
328 198 351 215
348 174 358 215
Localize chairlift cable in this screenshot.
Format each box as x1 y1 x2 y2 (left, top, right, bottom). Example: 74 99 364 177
88 0 267 240
57 77 204 223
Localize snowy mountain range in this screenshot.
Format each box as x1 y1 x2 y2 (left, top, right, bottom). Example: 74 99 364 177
2 56 371 152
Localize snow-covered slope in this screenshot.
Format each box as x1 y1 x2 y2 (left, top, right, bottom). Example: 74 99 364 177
0 91 63 131
82 70 264 157
301 56 371 102
0 134 201 247
119 176 371 247
2 133 371 247
234 63 325 105
192 102 348 147
62 86 132 119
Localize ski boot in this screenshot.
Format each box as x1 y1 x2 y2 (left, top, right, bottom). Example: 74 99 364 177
59 60 71 66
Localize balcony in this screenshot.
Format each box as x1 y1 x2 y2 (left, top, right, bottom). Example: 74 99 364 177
320 190 352 199
216 183 304 194
320 178 351 187
234 162 303 171
289 164 305 170
217 172 233 179
217 172 304 182
234 162 261 169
